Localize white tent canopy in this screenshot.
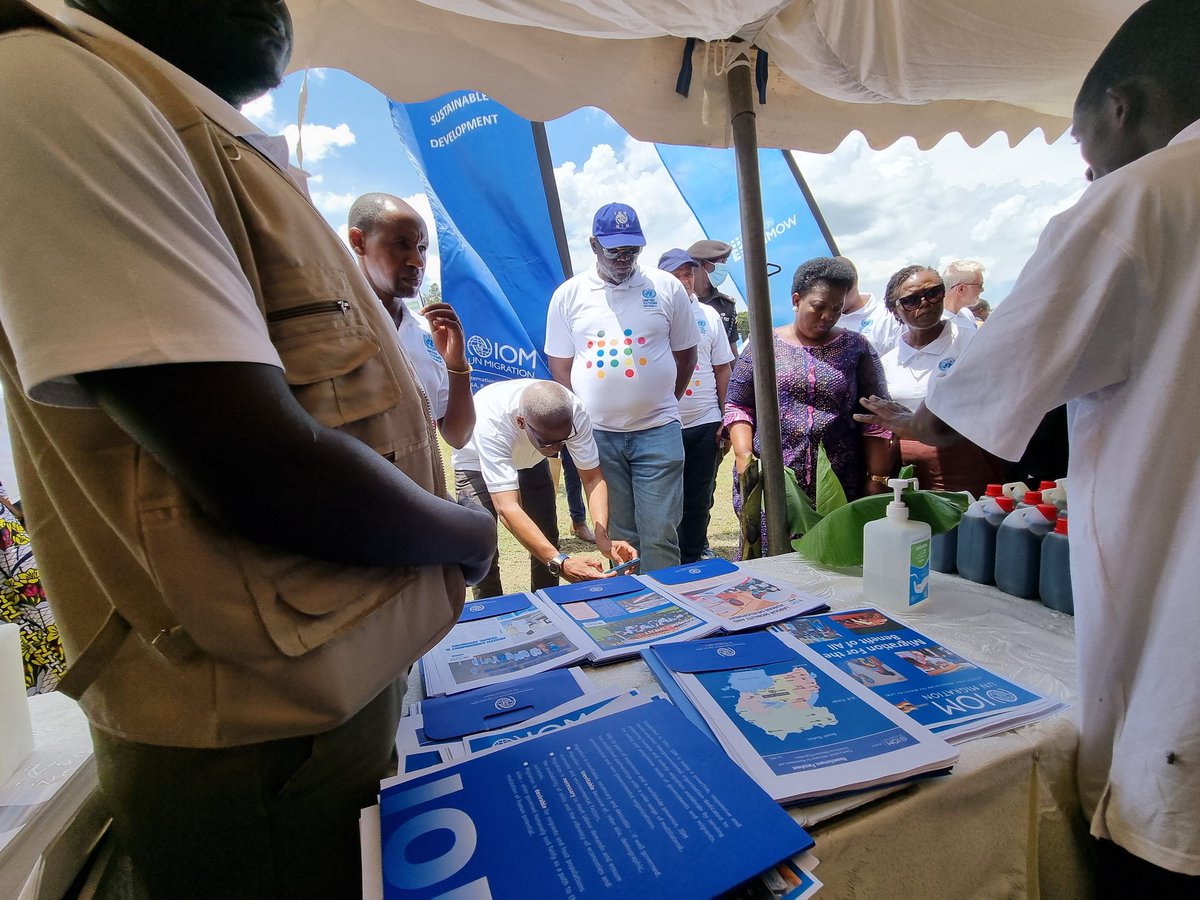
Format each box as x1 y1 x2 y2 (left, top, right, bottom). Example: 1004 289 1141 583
288 0 1140 151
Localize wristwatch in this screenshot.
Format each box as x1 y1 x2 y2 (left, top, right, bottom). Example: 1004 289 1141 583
869 474 891 486
546 552 570 576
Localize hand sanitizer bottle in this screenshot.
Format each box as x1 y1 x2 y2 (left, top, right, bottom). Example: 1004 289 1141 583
862 478 932 611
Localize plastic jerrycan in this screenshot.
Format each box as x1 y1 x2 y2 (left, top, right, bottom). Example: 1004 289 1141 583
994 503 1058 598
956 486 1008 585
1039 517 1073 614
930 491 972 574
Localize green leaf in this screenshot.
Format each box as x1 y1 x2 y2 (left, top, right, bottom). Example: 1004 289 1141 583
738 457 764 560
898 463 915 481
791 489 970 567
783 466 823 537
815 442 848 516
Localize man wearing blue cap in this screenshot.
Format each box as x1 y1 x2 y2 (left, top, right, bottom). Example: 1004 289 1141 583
545 204 700 572
658 249 735 563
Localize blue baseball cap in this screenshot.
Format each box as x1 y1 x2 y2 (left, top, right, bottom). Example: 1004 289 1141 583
657 249 699 272
592 203 646 249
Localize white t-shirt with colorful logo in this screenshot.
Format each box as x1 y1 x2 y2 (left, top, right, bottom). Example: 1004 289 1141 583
545 267 700 432
678 297 736 427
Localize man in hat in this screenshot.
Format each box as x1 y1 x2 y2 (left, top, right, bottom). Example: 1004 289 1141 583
688 238 741 360
546 204 699 572
658 249 734 563
858 1 1200 890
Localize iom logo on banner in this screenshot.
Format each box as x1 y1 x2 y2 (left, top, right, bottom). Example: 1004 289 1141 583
467 334 539 380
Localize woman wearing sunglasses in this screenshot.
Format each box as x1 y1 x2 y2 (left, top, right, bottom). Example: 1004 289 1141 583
878 266 1005 494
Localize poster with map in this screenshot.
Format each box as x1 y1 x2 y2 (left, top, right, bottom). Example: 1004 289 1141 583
651 632 958 803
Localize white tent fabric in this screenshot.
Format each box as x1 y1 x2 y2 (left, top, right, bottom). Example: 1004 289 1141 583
287 0 1140 150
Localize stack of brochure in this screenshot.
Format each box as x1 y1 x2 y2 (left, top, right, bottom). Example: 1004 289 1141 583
367 697 817 899
397 668 597 772
644 631 958 804
419 592 588 696
770 608 1067 743
642 558 829 632
537 574 720 663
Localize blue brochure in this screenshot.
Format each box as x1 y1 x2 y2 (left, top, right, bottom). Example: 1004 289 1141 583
772 608 1056 737
540 574 644 603
457 593 531 621
647 557 739 584
640 647 719 743
379 702 814 899
652 631 799 673
420 669 588 741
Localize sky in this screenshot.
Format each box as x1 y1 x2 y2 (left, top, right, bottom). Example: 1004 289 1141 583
242 68 1091 308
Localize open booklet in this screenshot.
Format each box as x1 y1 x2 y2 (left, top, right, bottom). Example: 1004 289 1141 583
645 630 958 804
419 592 588 696
641 558 829 632
367 696 816 900
536 574 720 663
770 608 1067 743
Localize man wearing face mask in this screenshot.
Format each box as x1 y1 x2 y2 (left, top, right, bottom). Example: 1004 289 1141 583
546 204 699 573
688 239 741 360
0 0 494 896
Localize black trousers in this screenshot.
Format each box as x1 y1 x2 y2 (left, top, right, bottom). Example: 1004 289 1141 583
91 680 404 900
455 460 560 598
679 421 721 563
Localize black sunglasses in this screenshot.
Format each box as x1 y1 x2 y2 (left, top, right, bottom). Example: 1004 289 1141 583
599 245 642 261
896 284 946 311
524 420 576 450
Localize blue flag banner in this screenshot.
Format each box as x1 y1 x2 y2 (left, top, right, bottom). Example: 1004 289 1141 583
655 145 835 328
389 92 563 388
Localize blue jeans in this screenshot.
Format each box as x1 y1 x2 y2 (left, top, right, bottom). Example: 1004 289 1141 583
593 422 684 573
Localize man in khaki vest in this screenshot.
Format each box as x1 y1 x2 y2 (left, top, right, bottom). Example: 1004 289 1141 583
0 1 496 896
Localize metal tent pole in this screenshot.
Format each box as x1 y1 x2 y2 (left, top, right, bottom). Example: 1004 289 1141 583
727 52 789 555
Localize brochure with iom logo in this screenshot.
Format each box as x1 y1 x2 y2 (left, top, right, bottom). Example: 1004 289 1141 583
419 592 587 696
770 608 1066 742
648 631 957 803
419 668 594 742
537 574 719 663
376 701 815 899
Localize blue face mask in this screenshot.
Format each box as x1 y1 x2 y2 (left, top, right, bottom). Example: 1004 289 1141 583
708 262 729 287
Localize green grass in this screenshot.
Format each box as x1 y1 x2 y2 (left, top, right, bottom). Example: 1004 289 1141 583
440 440 741 593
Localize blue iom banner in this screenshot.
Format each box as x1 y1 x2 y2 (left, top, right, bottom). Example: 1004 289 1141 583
389 92 563 388
655 145 835 328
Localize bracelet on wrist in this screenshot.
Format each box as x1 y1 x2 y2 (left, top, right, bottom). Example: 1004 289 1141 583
445 364 472 376
869 474 891 485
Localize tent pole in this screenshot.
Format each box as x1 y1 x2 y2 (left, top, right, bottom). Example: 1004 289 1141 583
531 121 575 280
727 52 789 555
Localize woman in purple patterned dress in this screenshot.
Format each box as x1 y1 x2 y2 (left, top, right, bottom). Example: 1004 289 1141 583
725 258 894 553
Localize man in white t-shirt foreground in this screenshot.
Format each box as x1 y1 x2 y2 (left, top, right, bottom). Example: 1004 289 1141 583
859 1 1200 892
546 203 699 573
349 192 475 448
658 249 734 563
453 379 635 597
941 259 984 333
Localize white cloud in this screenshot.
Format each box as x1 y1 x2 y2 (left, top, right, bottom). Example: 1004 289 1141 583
311 190 358 217
553 137 708 278
282 122 356 164
792 131 1088 302
240 93 276 129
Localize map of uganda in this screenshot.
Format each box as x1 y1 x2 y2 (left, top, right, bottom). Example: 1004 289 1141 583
730 667 837 739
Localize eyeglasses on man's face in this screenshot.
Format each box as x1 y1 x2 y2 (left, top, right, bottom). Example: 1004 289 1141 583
897 284 946 311
599 245 642 261
524 420 575 450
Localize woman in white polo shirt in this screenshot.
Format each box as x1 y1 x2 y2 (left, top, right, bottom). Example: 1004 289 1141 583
878 266 1005 495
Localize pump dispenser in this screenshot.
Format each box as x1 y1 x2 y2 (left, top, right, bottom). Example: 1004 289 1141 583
862 478 932 610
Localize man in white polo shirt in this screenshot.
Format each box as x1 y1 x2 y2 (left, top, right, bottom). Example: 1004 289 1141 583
941 260 985 333
859 1 1200 891
349 192 475 448
836 256 900 356
546 203 699 573
453 379 635 597
658 249 734 563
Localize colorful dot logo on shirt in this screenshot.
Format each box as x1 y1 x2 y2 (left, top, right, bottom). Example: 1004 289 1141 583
585 329 654 380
